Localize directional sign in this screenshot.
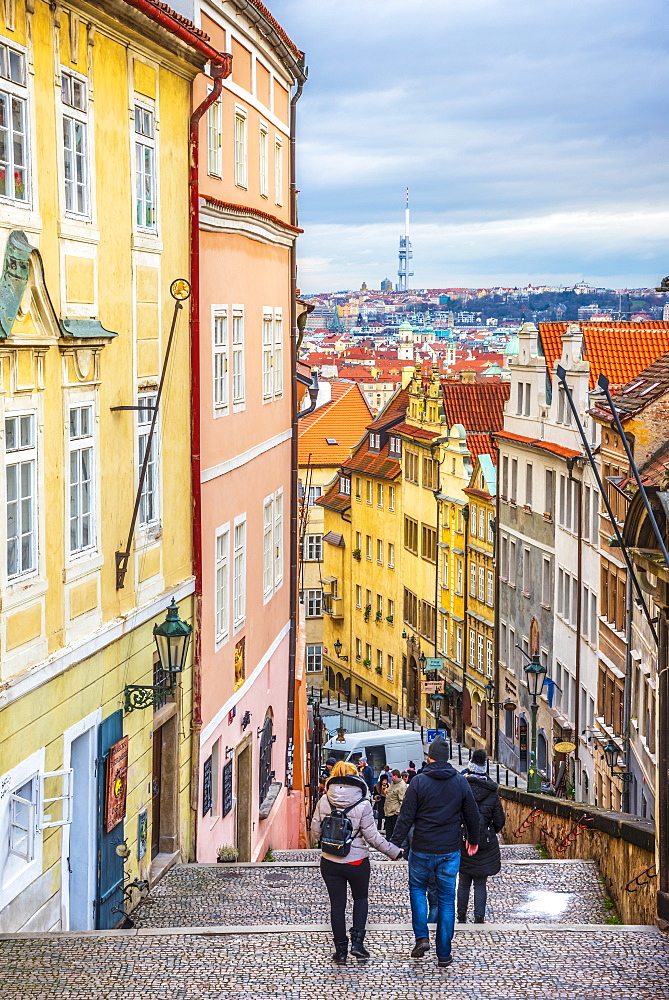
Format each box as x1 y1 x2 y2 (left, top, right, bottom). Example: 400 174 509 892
421 680 441 694
426 729 449 743
424 657 444 672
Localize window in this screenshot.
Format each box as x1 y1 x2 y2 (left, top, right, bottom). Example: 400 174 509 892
356 531 362 551
62 70 89 217
262 311 273 400
355 584 362 608
403 588 418 629
68 404 94 555
525 464 533 507
517 382 523 415
258 714 274 806
421 524 436 563
479 508 485 539
307 485 322 507
377 538 383 564
486 639 493 677
405 451 419 483
510 458 518 503
404 516 418 553
5 413 36 579
376 593 383 618
274 136 282 205
487 569 494 606
389 436 401 457
259 123 268 197
478 634 484 672
263 491 283 599
592 489 599 542
215 526 229 644
137 395 158 527
423 457 438 490
545 469 555 518
233 518 246 628
388 542 395 568
355 637 362 659
0 42 28 203
456 625 463 664
488 515 494 543
501 455 509 499
377 483 384 507
522 547 530 595
213 309 229 414
419 600 436 642
469 560 477 597
355 476 362 499
366 479 373 504
366 534 372 559
557 386 572 425
542 557 551 606
207 92 222 177
8 776 37 865
275 490 283 589
134 102 156 231
305 534 322 561
376 648 383 673
263 498 273 598
442 550 449 589
508 539 516 586
469 628 475 666
306 644 322 672
500 534 508 580
583 485 591 542
306 588 322 618
232 308 245 406
389 485 395 511
274 310 283 398
478 566 485 602
365 642 372 664
387 653 394 680
456 558 463 594
471 505 477 536
369 432 381 451
387 598 394 622
234 108 248 188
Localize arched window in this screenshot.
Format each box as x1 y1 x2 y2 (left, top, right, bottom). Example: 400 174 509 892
505 707 514 739
537 731 547 772
259 710 275 806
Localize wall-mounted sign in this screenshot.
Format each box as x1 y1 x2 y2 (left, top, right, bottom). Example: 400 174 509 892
105 736 128 833
554 741 576 754
222 759 233 818
137 808 148 860
421 681 441 694
424 658 444 672
234 637 246 688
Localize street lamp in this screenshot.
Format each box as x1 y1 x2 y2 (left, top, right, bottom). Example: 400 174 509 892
333 638 348 661
524 653 547 793
602 738 633 782
418 651 427 671
153 598 192 674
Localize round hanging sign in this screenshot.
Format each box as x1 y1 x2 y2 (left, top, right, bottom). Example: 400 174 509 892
554 741 576 754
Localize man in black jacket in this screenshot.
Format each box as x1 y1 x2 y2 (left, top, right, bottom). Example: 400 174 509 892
390 736 480 968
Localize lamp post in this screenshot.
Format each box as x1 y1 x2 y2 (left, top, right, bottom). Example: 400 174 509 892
124 599 193 712
431 689 445 733
524 653 547 793
602 737 633 783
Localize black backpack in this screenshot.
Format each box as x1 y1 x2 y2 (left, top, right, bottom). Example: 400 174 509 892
320 797 365 857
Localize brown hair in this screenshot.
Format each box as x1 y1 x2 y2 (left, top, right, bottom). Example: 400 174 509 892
330 761 358 779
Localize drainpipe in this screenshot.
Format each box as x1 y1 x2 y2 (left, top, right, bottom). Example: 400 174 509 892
492 436 501 762
461 503 470 744
287 58 308 793
568 458 582 787
622 570 633 814
187 53 232 862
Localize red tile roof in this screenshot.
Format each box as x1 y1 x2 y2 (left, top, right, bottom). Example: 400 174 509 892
298 382 371 466
368 386 410 432
495 430 581 460
538 322 669 390
317 478 352 513
394 420 440 441
465 433 497 464
590 350 669 422
442 381 510 433
343 441 401 480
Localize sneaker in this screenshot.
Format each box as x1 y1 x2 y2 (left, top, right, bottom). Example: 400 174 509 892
438 956 453 968
410 937 430 958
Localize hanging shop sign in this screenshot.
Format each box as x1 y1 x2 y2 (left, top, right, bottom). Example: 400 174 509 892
554 741 576 754
105 736 129 833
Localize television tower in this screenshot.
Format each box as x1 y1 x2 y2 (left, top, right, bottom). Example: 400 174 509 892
397 188 414 292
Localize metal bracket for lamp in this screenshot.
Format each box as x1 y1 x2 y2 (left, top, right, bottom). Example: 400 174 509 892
124 682 176 713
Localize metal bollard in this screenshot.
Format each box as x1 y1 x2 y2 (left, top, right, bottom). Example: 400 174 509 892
337 692 341 708
514 775 518 788
365 701 368 718
496 764 500 783
458 745 462 766
403 717 406 730
506 769 509 786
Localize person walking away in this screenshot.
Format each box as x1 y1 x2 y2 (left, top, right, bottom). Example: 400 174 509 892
359 757 374 795
405 761 417 783
390 736 479 969
457 749 505 924
372 773 389 830
383 770 406 840
312 761 403 964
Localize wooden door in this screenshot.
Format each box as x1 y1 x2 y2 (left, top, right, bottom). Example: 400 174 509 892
151 726 162 859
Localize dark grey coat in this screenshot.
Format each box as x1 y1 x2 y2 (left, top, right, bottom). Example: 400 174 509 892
459 775 505 878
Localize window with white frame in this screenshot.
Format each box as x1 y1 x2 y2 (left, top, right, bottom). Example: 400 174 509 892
215 526 229 644
307 485 322 507
376 538 383 564
486 569 493 606
355 584 361 608
306 644 322 672
479 507 485 539
213 308 229 414
456 625 462 664
486 639 493 677
234 108 248 188
273 490 283 588
259 123 268 197
0 42 28 204
68 404 94 555
469 561 476 597
232 308 245 406
134 102 156 231
469 628 475 666
305 534 322 561
61 69 89 216
262 310 273 400
340 475 351 496
5 412 37 579
137 394 158 527
387 653 394 680
306 588 322 617
7 775 37 867
478 566 485 602
274 310 283 397
274 136 282 204
207 92 222 177
387 597 394 621
388 542 395 568
542 557 551 606
263 497 273 599
471 505 477 536
477 634 484 672
233 518 246 629
388 485 395 510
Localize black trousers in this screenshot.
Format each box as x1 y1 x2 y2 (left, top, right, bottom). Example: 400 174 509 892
457 872 488 920
320 856 371 940
384 814 398 840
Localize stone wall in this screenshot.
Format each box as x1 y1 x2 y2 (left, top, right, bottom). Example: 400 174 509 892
499 787 657 925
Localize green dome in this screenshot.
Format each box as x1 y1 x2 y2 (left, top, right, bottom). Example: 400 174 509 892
504 335 519 356
398 321 413 333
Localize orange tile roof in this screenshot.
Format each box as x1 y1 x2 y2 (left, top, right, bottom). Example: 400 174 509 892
495 430 581 460
298 382 371 467
538 322 669 390
442 381 510 433
368 386 410 432
343 440 401 481
465 432 497 464
590 350 669 422
318 477 352 513
394 420 440 441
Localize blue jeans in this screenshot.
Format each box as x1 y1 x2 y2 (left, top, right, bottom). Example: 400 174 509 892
408 849 460 960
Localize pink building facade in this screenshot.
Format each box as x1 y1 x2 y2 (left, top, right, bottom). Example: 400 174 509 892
193 2 306 861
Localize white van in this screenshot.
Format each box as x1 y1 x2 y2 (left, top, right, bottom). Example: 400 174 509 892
323 728 426 776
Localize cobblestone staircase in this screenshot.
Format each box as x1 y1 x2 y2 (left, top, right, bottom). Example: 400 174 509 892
1 845 668 998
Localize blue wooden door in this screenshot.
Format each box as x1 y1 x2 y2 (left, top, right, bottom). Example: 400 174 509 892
96 710 125 929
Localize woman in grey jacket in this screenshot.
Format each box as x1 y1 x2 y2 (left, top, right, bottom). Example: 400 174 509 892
311 761 403 964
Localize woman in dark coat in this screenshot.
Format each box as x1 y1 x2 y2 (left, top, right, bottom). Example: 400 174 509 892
457 749 505 923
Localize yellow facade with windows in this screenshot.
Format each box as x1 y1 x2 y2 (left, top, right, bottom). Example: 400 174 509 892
0 1 203 932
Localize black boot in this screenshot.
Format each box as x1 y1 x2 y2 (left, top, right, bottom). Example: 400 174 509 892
349 928 370 960
457 912 467 923
332 939 348 964
473 916 485 924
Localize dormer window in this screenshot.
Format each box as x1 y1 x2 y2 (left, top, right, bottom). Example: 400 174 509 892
389 436 401 456
369 432 381 451
339 475 351 496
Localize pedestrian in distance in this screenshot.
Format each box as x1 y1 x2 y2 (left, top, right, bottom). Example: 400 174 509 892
390 735 480 969
358 757 375 795
372 773 390 830
383 769 406 841
405 760 417 783
457 749 505 924
311 761 404 965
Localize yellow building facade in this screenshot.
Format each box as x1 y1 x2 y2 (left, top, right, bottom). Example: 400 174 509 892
0 1 206 932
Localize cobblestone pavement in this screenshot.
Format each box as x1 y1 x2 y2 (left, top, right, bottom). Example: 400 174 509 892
1 927 668 1000
271 843 542 862
132 856 607 928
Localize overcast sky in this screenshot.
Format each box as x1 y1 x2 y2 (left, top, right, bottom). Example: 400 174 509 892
269 0 669 293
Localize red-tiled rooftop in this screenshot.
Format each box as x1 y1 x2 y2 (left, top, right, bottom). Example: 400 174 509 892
343 441 401 481
495 430 581 460
298 382 371 466
465 432 497 464
539 322 669 390
317 478 352 513
442 381 510 434
590 350 669 422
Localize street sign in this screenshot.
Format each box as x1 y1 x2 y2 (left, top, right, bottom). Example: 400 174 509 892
426 729 449 743
424 657 444 672
421 681 441 694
